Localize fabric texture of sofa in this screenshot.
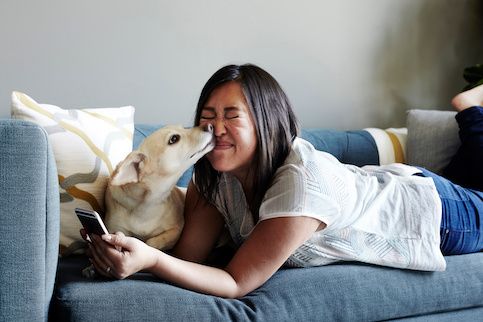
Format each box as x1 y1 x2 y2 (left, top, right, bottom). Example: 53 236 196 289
1 111 482 322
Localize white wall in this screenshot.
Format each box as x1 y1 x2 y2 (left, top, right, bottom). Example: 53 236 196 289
1 0 481 129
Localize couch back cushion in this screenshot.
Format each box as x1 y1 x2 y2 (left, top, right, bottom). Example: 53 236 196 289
301 129 379 165
134 125 380 188
406 109 459 174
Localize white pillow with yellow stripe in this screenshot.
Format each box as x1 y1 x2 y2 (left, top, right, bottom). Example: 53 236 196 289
11 91 134 254
364 127 407 165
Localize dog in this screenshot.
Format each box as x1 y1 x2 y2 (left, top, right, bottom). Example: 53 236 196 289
82 124 214 278
104 124 214 249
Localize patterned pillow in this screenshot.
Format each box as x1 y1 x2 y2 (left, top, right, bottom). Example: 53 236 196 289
364 127 407 165
11 91 134 254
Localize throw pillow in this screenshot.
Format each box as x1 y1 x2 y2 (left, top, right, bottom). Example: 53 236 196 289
406 109 460 174
11 91 135 254
364 127 407 165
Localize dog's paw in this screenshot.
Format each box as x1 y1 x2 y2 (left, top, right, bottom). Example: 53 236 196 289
82 265 97 278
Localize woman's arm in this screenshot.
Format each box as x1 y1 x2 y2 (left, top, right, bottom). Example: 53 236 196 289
85 179 224 280
91 215 323 298
170 180 225 263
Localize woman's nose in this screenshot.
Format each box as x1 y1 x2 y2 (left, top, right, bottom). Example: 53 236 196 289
213 118 226 136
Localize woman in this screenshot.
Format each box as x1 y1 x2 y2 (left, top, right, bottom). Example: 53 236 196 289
85 64 483 298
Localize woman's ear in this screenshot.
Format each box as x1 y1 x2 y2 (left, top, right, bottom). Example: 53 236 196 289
109 151 146 186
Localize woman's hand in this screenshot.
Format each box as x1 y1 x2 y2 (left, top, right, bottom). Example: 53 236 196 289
86 231 158 279
80 215 323 298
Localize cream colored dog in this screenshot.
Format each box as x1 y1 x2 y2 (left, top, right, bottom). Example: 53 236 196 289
104 124 214 250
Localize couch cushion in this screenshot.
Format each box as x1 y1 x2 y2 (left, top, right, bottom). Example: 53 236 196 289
11 92 135 253
52 253 483 321
301 129 379 166
134 125 380 188
406 109 460 174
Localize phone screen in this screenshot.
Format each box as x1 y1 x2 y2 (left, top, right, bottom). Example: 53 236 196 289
75 208 109 236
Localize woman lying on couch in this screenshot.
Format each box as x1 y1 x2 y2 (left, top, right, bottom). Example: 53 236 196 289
84 64 483 298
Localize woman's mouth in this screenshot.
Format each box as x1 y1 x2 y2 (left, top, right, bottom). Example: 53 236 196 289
214 141 233 150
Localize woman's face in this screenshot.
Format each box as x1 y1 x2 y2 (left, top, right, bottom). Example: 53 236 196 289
199 81 258 180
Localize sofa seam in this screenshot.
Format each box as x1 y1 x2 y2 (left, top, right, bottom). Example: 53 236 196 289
36 122 54 320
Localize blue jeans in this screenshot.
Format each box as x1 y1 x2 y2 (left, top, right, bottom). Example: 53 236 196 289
416 106 483 255
443 106 483 191
417 168 483 255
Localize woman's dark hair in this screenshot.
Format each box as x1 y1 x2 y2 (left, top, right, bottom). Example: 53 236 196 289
193 64 300 221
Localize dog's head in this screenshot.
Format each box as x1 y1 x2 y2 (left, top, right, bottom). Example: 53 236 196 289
109 124 214 187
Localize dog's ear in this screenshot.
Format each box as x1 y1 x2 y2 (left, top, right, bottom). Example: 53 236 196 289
110 151 146 186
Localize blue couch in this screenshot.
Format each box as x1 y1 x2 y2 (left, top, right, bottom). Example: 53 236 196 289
1 119 482 322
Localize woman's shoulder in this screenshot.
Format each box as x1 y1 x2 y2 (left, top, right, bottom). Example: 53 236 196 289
286 137 340 166
272 137 345 184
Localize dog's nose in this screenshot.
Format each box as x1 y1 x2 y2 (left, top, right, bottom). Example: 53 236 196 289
203 123 214 133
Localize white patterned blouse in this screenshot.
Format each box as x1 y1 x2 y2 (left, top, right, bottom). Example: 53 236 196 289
211 138 446 271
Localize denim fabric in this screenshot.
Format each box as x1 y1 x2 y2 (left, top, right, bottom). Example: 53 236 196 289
0 120 60 322
53 253 483 322
416 106 483 255
443 106 483 191
417 168 483 255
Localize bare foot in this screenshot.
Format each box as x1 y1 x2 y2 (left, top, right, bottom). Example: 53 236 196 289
451 83 483 112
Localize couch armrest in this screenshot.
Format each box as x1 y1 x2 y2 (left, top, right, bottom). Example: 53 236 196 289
406 109 459 174
0 119 60 322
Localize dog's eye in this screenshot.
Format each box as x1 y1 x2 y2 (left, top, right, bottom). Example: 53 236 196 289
168 134 180 145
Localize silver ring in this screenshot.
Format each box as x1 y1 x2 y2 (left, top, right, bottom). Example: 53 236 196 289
106 266 111 273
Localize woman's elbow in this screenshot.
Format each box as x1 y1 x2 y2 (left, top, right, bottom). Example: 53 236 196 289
223 285 250 299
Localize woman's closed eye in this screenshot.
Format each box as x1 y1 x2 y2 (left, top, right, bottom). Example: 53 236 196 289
200 114 216 120
200 112 240 120
200 109 217 120
224 113 239 119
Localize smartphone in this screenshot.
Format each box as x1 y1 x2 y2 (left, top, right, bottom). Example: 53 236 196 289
75 208 109 237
